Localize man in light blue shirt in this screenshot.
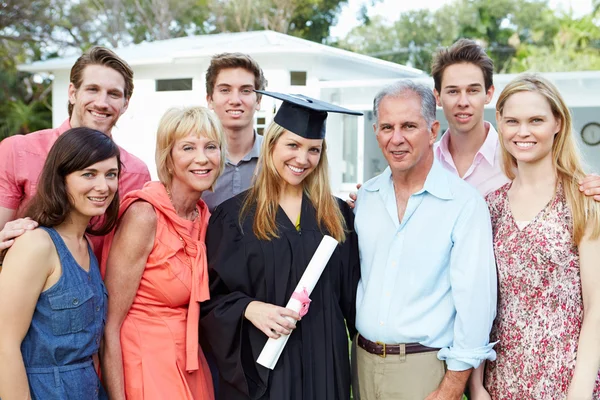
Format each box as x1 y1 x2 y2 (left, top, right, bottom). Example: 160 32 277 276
353 80 497 400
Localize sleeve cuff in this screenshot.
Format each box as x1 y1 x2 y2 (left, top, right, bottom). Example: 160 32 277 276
0 198 19 210
438 341 498 371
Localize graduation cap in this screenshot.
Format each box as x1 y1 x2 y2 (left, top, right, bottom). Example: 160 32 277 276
255 90 363 140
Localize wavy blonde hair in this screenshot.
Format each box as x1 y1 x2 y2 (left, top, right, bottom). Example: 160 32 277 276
240 122 346 242
496 73 600 244
155 106 225 191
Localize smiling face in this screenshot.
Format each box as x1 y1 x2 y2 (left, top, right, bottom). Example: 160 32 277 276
207 67 261 133
169 133 222 195
497 90 560 166
271 130 323 189
375 94 438 176
68 65 129 136
65 157 119 220
434 62 494 136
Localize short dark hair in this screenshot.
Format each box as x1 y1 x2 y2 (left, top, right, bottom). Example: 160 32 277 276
431 39 494 93
68 46 134 117
205 53 267 99
25 127 122 236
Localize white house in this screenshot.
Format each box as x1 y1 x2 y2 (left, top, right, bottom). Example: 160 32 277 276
19 30 425 191
19 31 600 196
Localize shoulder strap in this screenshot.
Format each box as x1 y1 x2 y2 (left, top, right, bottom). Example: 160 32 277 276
37 226 69 255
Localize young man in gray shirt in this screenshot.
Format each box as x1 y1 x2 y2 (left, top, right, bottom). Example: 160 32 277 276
202 53 267 211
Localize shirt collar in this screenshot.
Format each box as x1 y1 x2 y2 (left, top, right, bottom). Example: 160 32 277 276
435 121 499 167
479 122 499 166
363 166 392 193
419 159 453 200
58 119 72 135
363 158 453 201
434 128 452 165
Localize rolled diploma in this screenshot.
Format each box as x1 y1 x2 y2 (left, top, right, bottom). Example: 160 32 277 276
256 235 339 369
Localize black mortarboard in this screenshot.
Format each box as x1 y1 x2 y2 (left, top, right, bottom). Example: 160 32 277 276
255 90 363 140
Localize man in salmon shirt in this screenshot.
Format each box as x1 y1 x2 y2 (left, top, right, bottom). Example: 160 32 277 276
0 46 150 258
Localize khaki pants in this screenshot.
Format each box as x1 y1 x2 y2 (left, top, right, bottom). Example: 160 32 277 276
352 336 446 400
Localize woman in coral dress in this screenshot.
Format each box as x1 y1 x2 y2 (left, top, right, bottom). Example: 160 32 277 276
472 74 600 399
101 107 224 399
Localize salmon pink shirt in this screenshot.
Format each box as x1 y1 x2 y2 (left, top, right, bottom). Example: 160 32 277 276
434 122 510 196
0 119 151 257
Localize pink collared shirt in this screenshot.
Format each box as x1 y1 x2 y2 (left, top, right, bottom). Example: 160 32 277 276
434 122 510 196
0 119 150 215
0 119 151 257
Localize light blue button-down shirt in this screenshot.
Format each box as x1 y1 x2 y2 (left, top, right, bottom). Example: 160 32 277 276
355 159 497 371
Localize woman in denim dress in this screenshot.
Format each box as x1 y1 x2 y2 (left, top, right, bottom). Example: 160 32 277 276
0 128 121 399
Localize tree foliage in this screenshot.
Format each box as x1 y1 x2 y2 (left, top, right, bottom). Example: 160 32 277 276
1 0 598 138
337 0 600 74
0 0 348 138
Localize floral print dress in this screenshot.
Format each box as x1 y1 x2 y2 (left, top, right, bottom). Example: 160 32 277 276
484 183 600 399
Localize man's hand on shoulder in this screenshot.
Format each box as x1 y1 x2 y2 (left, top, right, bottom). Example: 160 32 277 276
0 218 38 252
346 183 362 210
580 174 600 202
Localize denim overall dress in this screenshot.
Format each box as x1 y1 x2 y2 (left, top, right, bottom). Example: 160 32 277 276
20 227 108 399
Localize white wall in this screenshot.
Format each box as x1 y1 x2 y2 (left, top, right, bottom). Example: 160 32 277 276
51 71 70 127
113 64 207 177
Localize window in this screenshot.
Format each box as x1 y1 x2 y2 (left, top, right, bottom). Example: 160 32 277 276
290 71 307 86
256 115 267 136
156 78 193 92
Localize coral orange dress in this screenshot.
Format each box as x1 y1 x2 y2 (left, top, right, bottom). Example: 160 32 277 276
102 181 214 400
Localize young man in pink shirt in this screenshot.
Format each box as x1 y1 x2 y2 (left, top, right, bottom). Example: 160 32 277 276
431 39 600 198
0 47 150 253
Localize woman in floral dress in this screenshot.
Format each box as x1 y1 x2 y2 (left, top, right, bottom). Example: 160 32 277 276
473 74 600 399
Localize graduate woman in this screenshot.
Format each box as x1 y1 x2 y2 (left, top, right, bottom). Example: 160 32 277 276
201 92 362 400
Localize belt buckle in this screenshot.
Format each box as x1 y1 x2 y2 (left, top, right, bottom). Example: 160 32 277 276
376 341 386 358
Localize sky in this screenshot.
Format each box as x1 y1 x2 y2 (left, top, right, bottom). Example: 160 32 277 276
330 0 595 39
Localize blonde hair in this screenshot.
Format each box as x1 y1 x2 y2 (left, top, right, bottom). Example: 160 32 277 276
496 73 600 244
240 122 346 242
155 106 225 190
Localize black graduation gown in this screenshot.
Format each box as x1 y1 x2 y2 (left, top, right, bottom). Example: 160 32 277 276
200 191 360 400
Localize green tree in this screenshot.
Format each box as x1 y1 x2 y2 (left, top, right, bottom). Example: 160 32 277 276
510 12 600 72
337 8 458 71
0 100 52 140
451 0 557 71
336 0 597 74
207 0 348 42
0 0 351 138
0 0 57 138
288 0 349 42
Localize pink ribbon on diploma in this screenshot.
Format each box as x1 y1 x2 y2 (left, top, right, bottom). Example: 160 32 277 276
291 287 312 317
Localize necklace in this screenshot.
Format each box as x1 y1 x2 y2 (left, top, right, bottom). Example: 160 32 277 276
165 186 199 221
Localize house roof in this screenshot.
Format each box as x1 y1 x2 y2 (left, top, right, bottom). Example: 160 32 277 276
18 30 426 77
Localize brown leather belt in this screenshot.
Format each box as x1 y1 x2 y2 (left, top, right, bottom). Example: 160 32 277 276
358 334 439 358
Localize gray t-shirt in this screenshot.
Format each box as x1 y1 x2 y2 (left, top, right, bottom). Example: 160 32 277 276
202 132 263 212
